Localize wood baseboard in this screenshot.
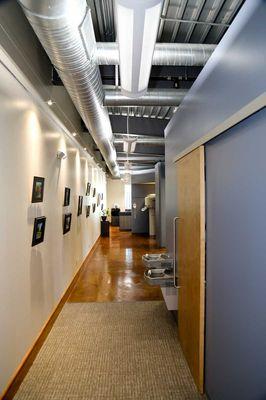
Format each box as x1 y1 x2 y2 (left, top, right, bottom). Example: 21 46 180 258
1 236 101 400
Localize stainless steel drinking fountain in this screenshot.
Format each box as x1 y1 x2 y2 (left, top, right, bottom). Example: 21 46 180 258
142 253 174 287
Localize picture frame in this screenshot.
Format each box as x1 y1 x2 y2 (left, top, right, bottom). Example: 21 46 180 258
92 187 96 197
101 193 103 200
92 203 96 213
97 193 101 206
63 213 72 234
31 176 45 203
86 182 91 196
77 196 83 216
101 203 104 211
63 187 71 206
32 216 46 247
86 205 91 218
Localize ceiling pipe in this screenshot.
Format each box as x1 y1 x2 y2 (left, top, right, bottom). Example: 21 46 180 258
120 168 155 175
96 42 216 66
114 137 165 144
18 0 119 177
117 156 164 161
104 88 188 107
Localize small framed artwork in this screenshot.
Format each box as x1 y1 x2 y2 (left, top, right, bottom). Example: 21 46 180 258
86 182 91 196
77 195 83 216
63 213 72 234
86 205 91 218
101 193 104 200
101 203 103 211
93 188 96 197
31 176 45 203
63 187 71 206
32 216 46 247
92 203 96 213
97 193 101 206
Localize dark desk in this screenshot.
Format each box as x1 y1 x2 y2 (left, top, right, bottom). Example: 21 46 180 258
101 220 110 237
119 211 132 231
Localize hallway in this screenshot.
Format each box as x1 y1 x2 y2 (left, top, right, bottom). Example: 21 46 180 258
13 230 201 400
1 1 265 398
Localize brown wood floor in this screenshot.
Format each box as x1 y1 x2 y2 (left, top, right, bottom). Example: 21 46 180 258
68 227 164 302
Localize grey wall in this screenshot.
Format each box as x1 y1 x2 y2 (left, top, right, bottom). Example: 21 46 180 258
155 162 166 247
164 0 266 253
205 108 266 400
132 184 155 234
131 171 155 184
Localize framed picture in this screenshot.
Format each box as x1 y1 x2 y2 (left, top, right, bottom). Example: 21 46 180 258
97 193 101 206
86 182 91 196
92 203 96 213
63 213 72 234
32 216 46 246
86 205 91 218
63 187 71 206
93 188 96 197
31 176 45 203
101 193 104 200
77 195 83 216
101 203 103 211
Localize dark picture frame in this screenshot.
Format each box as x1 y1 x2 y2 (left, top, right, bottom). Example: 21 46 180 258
93 187 96 197
97 193 101 206
63 213 72 234
92 203 96 213
101 203 104 211
63 187 71 206
77 195 83 216
101 193 103 200
86 205 91 218
31 176 45 203
86 182 91 196
32 216 46 246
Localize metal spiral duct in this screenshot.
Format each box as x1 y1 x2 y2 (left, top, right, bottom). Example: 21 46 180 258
104 89 188 107
96 42 216 66
18 0 119 177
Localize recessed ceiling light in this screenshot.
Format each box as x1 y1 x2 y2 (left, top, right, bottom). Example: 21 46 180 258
47 99 53 106
84 147 87 151
72 132 77 137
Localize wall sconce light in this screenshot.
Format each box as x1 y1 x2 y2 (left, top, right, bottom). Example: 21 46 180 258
57 150 67 160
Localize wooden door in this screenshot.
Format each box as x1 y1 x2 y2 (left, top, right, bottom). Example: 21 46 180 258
176 146 205 393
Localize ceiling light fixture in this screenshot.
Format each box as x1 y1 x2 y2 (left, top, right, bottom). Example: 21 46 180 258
115 0 163 98
47 99 53 106
72 132 77 137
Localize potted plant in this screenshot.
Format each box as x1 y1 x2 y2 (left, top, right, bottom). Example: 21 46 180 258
101 208 110 222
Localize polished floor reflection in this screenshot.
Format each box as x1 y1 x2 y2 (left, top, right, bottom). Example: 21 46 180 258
68 227 164 302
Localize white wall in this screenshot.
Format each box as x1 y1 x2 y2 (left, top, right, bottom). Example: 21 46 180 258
0 48 106 394
106 178 125 211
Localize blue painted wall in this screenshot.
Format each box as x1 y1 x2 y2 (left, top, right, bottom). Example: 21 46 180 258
165 0 266 253
205 108 266 400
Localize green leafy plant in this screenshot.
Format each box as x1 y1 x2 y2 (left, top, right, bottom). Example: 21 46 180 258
101 208 110 217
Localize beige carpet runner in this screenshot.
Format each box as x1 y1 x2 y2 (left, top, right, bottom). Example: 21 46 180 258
15 301 202 399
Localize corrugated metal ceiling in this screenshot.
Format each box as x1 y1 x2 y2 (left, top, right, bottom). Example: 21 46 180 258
88 0 245 120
